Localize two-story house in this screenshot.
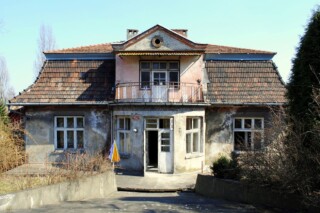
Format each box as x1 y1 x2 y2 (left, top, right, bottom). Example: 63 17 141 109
9 25 286 174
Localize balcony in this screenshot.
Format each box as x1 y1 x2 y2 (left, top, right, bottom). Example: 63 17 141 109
115 82 203 103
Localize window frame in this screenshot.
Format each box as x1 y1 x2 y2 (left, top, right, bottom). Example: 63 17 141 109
233 117 264 151
54 116 85 150
186 117 203 155
139 61 180 89
117 117 131 155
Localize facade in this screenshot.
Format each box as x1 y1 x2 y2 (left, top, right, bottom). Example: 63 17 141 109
9 25 286 174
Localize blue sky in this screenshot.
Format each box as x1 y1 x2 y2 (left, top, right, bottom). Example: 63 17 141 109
0 0 319 94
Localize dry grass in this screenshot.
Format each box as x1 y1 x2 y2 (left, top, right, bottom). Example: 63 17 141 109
0 153 112 195
0 121 25 172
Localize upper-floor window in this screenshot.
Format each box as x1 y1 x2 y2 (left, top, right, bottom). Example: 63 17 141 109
140 61 179 89
54 116 84 150
233 118 264 151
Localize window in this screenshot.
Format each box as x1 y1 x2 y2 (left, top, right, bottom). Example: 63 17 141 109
140 61 179 89
54 116 84 150
186 117 202 154
117 117 131 155
233 118 264 151
145 118 171 129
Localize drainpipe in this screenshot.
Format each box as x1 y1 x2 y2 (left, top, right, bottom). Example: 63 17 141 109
110 109 113 150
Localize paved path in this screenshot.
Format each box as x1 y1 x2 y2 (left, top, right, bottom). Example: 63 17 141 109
11 191 273 213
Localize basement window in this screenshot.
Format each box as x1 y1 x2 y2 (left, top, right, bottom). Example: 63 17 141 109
54 116 84 150
233 118 264 151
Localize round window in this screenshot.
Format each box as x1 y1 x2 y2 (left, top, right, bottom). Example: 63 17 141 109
151 36 163 48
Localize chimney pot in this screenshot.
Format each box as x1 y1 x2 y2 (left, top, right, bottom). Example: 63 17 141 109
171 29 188 37
127 29 139 40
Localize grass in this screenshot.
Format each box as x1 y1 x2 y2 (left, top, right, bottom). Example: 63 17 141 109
0 154 112 195
0 175 51 195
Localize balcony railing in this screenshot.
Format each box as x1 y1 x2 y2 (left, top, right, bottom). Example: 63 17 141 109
115 82 203 103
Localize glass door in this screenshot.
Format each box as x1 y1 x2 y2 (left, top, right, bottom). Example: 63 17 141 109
152 71 167 102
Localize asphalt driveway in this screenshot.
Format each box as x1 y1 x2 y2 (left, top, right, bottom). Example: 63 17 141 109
10 191 275 213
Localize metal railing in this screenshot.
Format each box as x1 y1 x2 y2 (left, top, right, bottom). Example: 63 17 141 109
115 82 203 103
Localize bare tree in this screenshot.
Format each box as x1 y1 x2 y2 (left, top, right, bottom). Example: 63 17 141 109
34 24 56 78
0 56 14 101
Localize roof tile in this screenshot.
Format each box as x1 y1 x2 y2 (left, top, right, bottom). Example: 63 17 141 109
206 61 286 104
10 60 115 104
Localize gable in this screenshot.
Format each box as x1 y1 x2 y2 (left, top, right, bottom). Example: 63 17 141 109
113 25 206 53
125 30 193 51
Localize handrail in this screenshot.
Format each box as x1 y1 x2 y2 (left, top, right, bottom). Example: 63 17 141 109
115 82 203 103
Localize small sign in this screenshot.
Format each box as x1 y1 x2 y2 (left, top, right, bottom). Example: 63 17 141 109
132 114 140 120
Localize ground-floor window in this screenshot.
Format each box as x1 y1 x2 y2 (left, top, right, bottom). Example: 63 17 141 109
186 117 202 154
54 116 84 150
117 117 131 155
233 117 264 151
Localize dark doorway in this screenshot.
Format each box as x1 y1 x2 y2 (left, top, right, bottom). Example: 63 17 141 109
147 131 158 169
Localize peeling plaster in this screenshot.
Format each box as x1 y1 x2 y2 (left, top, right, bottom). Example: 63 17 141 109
90 110 107 140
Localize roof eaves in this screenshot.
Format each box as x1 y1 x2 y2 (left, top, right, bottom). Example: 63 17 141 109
7 102 112 106
209 102 287 106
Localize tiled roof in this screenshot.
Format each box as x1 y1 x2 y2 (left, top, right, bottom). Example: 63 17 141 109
10 60 115 104
205 44 275 54
206 61 286 104
45 43 113 54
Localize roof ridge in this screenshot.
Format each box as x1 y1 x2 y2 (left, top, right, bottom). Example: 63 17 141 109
206 44 275 54
45 42 113 54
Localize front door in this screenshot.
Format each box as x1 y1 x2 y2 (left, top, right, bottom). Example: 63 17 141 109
158 129 172 173
145 118 173 173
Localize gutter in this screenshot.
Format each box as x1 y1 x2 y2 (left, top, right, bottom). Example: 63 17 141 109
7 102 112 106
209 102 286 107
110 102 211 107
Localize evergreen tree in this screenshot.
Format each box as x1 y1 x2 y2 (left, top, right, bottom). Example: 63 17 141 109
287 6 320 133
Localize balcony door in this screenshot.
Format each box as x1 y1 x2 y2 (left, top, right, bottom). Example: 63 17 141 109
152 71 167 102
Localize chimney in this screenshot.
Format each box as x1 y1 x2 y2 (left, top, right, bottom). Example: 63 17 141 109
127 29 139 40
171 29 188 37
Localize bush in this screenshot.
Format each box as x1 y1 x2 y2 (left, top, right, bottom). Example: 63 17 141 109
238 106 320 208
211 154 239 179
0 118 25 172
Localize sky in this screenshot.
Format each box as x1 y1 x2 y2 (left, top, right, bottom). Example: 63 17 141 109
0 0 319 94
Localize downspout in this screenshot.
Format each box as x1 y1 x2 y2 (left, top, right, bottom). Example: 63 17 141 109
110 109 113 152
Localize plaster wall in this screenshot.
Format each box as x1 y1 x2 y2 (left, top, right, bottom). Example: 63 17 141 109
116 55 204 84
113 106 205 173
205 107 272 165
25 107 111 163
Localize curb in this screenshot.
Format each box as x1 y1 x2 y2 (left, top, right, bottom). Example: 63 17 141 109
117 187 194 193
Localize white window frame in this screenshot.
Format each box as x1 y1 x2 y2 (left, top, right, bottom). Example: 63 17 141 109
54 116 85 150
117 117 131 155
140 61 180 89
186 117 202 155
233 117 264 151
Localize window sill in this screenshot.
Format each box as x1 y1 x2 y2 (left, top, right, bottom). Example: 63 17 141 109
53 149 85 154
185 153 204 159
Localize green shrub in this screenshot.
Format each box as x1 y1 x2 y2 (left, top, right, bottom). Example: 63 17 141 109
211 155 239 179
